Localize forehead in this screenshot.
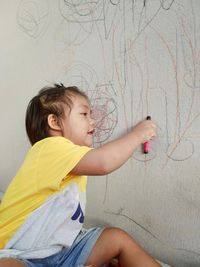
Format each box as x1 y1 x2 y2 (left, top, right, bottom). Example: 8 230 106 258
71 94 90 108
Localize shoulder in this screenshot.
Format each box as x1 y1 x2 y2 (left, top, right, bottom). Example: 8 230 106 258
31 137 91 157
31 137 73 152
36 136 72 146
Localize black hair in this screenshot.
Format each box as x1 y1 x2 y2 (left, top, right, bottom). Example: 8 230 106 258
25 83 88 145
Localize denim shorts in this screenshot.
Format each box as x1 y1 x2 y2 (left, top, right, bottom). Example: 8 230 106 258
18 227 105 267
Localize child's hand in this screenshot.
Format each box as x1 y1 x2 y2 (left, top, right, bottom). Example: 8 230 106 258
132 119 157 143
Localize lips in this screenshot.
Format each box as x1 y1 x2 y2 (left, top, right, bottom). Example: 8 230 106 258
87 129 95 135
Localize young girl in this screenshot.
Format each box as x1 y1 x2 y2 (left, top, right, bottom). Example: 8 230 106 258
0 84 160 267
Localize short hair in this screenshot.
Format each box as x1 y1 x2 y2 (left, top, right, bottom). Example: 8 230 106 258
25 83 88 145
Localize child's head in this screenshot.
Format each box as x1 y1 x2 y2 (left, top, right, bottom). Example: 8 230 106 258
26 83 95 146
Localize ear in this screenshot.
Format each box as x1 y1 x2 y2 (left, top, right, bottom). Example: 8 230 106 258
47 114 62 131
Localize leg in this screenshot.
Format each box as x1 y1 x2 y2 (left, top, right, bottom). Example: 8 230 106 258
85 227 161 267
0 258 28 267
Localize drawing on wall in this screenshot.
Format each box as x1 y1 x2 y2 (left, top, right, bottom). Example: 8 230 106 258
17 0 50 38
89 83 118 144
59 0 104 23
16 1 200 161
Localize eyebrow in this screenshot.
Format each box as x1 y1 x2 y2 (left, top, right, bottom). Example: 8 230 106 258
78 104 90 109
78 104 92 114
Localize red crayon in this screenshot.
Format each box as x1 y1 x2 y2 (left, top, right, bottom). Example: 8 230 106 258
143 116 151 154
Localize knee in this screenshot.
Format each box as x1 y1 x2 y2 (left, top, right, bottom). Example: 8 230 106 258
104 227 134 245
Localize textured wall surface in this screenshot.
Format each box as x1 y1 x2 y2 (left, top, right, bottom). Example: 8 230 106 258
0 1 200 266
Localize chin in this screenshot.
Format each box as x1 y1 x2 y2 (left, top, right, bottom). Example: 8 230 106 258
84 139 93 147
84 136 93 147
85 142 93 147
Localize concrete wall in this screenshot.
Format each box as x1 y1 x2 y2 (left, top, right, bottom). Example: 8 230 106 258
0 1 200 266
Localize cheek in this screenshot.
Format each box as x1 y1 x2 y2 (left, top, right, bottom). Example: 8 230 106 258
61 121 73 138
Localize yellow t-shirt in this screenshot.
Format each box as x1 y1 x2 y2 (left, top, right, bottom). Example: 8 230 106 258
0 137 91 249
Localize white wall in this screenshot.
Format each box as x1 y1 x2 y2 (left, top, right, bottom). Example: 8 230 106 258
0 1 200 266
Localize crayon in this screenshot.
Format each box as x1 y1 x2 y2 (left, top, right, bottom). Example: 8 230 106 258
143 116 151 154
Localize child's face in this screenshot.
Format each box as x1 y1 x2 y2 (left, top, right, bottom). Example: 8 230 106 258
61 94 95 147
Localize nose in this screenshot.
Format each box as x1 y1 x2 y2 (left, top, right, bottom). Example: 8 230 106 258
90 117 95 127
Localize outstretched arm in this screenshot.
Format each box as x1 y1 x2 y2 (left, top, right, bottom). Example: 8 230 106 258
71 119 156 176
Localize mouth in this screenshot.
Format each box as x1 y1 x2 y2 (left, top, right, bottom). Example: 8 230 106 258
87 129 95 135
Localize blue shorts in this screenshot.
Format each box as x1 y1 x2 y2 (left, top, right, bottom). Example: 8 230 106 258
19 227 105 267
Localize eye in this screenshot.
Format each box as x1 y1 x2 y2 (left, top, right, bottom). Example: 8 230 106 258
81 112 87 116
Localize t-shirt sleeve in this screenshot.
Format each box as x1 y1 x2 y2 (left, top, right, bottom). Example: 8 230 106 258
36 137 92 191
